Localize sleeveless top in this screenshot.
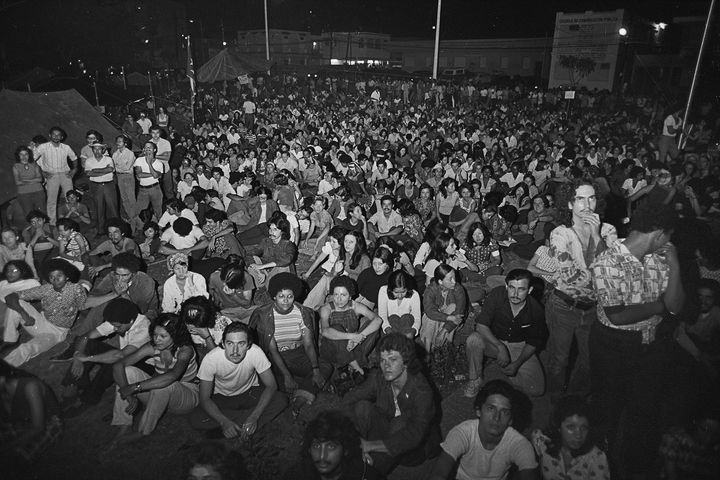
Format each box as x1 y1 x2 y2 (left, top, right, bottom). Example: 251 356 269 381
328 302 360 333
146 347 198 383
438 191 459 215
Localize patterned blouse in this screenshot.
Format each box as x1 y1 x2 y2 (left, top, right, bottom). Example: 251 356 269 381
19 283 88 329
402 213 424 244
414 197 434 222
535 440 610 480
461 240 500 272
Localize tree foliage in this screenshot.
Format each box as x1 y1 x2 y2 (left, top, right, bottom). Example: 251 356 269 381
559 55 597 86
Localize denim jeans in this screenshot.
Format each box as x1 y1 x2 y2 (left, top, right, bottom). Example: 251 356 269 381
545 290 595 396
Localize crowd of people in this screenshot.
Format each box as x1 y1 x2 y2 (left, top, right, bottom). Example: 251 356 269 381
2 71 720 480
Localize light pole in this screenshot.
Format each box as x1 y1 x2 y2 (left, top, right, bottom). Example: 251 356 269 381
616 27 629 94
264 0 270 63
432 0 442 80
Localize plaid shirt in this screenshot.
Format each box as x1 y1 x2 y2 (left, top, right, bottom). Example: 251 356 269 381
591 241 669 344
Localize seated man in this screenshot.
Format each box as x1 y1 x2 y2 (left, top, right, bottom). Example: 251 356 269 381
56 252 159 359
342 332 441 475
159 217 209 260
62 297 151 414
464 269 546 399
429 380 538 480
88 218 140 277
368 195 404 244
190 322 287 439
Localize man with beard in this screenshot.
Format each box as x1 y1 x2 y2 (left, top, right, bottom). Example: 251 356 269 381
189 322 287 439
429 380 538 480
342 332 440 475
88 218 140 277
367 195 404 244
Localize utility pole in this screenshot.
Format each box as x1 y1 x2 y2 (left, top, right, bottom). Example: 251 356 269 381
432 0 442 79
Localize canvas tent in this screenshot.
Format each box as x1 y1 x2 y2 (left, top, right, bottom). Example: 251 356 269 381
196 48 273 83
0 89 121 205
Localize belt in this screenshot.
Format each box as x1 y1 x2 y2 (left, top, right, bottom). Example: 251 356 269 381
139 183 160 188
553 289 596 310
90 180 114 185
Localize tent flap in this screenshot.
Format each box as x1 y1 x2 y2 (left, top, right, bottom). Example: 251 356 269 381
197 48 273 83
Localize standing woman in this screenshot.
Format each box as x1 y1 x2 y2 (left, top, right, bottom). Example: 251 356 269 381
377 270 422 339
156 107 170 129
12 146 46 220
111 313 199 443
162 253 209 314
436 178 459 224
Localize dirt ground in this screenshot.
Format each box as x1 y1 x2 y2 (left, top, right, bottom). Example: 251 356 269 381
6 249 544 480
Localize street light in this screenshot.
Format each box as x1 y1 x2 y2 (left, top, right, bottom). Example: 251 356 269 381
618 27 628 37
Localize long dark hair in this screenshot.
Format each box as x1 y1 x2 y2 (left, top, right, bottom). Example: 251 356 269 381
428 232 456 263
299 410 366 480
465 222 492 248
149 313 193 354
545 395 598 459
219 254 246 290
340 230 368 271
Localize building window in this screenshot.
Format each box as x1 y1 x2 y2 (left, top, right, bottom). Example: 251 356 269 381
522 57 531 69
501 57 509 69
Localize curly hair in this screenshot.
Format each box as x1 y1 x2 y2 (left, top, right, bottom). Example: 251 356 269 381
182 441 248 480
378 332 421 374
150 313 192 354
2 260 35 281
41 258 80 284
544 395 597 459
329 275 357 298
301 410 362 474
112 252 142 273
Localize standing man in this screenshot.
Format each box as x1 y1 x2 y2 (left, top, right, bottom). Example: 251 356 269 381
464 269 547 398
189 322 287 439
591 200 683 477
136 112 152 145
658 106 683 164
149 126 173 199
544 179 617 398
242 95 256 131
134 141 165 225
113 135 137 223
34 126 78 225
85 142 118 232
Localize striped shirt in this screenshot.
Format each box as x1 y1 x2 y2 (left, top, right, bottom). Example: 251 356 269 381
112 148 136 174
273 305 306 352
35 142 77 173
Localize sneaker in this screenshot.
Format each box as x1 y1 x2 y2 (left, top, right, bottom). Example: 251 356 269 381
463 378 483 398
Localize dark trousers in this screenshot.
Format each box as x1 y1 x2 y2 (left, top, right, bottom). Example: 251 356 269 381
88 181 118 231
320 323 379 369
589 321 669 476
278 347 332 396
189 385 288 430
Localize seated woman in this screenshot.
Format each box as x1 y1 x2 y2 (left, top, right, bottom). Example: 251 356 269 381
301 196 333 254
180 295 233 353
414 183 436 226
420 263 467 352
57 190 91 233
532 396 609 480
395 198 424 253
248 273 332 415
510 194 557 260
51 218 90 276
342 333 441 475
111 313 199 443
208 255 256 323
318 276 382 377
356 246 393 310
245 216 297 290
161 253 209 314
340 230 371 281
377 270 422 339
448 182 481 242
4 259 87 366
137 221 161 263
0 227 37 279
0 260 40 322
0 360 63 465
302 226 347 310
460 222 503 283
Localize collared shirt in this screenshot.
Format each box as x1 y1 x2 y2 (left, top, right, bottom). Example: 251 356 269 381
476 285 546 348
547 224 617 301
85 154 115 183
19 283 88 329
93 271 159 320
592 240 669 344
35 142 77 173
95 314 151 350
369 210 404 234
112 148 136 174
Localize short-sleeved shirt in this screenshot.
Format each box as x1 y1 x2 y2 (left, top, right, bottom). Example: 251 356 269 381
161 226 205 250
35 142 77 173
93 238 140 258
19 283 88 329
273 305 306 351
95 314 151 350
310 210 333 232
198 344 271 396
441 420 537 480
475 286 546 348
369 210 403 234
133 156 165 186
85 155 114 183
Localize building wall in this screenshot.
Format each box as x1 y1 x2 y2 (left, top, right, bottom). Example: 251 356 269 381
547 9 626 90
389 38 550 77
236 29 315 66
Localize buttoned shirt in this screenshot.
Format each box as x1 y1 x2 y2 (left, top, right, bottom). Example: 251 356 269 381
476 286 546 348
35 142 77 174
547 224 617 302
592 241 669 344
112 147 136 174
369 210 404 234
19 283 87 329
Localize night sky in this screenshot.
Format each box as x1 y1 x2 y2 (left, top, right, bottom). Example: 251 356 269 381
0 0 711 75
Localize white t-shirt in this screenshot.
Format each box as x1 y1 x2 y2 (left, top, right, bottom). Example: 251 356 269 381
161 225 205 249
85 155 115 183
158 208 199 229
441 421 537 480
95 315 151 350
133 156 166 186
621 178 647 197
662 114 681 137
197 344 271 396
151 137 172 164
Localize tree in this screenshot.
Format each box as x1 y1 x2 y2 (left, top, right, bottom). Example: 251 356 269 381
559 55 597 86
